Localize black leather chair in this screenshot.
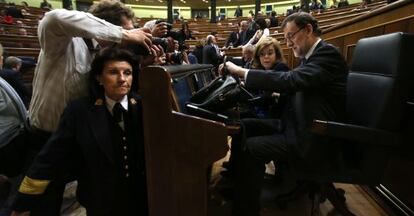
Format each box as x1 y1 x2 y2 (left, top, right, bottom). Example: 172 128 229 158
303 32 414 215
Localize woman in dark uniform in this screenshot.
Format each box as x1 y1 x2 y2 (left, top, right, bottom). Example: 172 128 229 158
11 47 148 216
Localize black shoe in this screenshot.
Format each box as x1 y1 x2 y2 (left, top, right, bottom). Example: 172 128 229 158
219 187 235 200
222 161 231 169
220 169 235 179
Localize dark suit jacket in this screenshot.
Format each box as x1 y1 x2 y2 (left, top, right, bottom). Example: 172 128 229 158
240 30 249 45
202 44 221 66
245 41 348 160
246 21 257 43
12 93 147 215
0 69 31 108
270 16 278 27
225 31 241 47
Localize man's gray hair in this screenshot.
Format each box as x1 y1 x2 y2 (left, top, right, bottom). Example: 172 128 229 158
243 44 255 53
206 35 215 44
4 56 22 69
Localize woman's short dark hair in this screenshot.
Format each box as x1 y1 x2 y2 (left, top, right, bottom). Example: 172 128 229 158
281 12 322 36
88 47 139 99
252 37 286 69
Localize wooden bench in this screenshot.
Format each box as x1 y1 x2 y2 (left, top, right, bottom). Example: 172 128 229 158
139 64 228 216
3 47 40 59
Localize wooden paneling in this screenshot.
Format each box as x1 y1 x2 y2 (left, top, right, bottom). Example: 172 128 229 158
140 65 228 216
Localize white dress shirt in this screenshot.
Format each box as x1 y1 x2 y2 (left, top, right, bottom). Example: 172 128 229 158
105 95 128 130
29 9 123 132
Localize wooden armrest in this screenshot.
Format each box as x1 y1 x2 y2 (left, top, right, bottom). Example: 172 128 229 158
310 120 400 146
226 124 241 135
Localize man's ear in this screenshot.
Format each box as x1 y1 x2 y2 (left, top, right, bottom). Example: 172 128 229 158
306 23 314 35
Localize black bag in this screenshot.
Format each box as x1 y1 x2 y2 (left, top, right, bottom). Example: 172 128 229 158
188 75 252 112
186 57 253 122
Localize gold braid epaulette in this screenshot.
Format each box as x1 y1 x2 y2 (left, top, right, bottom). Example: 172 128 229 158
18 176 50 195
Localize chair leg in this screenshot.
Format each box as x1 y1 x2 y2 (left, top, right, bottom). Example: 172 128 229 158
325 183 356 216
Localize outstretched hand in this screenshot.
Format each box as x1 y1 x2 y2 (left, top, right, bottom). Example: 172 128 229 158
122 28 153 54
151 22 168 37
218 61 248 78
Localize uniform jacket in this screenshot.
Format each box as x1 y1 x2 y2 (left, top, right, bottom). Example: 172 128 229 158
13 93 147 215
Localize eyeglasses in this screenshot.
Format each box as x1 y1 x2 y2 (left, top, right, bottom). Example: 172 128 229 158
284 27 305 43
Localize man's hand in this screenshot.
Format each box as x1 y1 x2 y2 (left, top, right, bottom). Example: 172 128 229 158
122 28 153 53
141 45 166 66
151 22 168 37
218 61 248 77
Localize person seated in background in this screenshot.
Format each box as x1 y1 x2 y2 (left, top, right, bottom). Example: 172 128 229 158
187 46 198 64
310 0 325 11
337 0 349 7
18 28 27 36
224 23 241 48
176 21 195 46
269 11 278 27
39 0 52 9
4 3 24 19
0 56 31 108
244 17 269 47
203 34 223 67
352 0 371 10
246 14 257 42
192 39 204 63
239 21 250 46
219 12 348 216
241 44 255 69
11 47 149 216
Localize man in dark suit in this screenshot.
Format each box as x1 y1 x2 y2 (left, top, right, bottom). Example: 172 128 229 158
0 56 31 108
224 24 241 48
270 11 278 27
239 21 250 46
220 12 348 216
202 35 222 67
245 14 257 44
11 47 148 216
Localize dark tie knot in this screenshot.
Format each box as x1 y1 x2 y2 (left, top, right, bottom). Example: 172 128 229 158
113 102 125 123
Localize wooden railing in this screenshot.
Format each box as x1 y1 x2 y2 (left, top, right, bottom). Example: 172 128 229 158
139 64 228 216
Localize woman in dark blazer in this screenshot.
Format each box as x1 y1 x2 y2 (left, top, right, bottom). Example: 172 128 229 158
248 37 289 119
224 37 290 177
11 47 148 216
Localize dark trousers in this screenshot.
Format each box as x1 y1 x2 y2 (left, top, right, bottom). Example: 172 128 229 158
230 118 289 216
28 128 67 216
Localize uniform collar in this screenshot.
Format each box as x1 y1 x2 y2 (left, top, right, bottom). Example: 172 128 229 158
105 94 128 114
